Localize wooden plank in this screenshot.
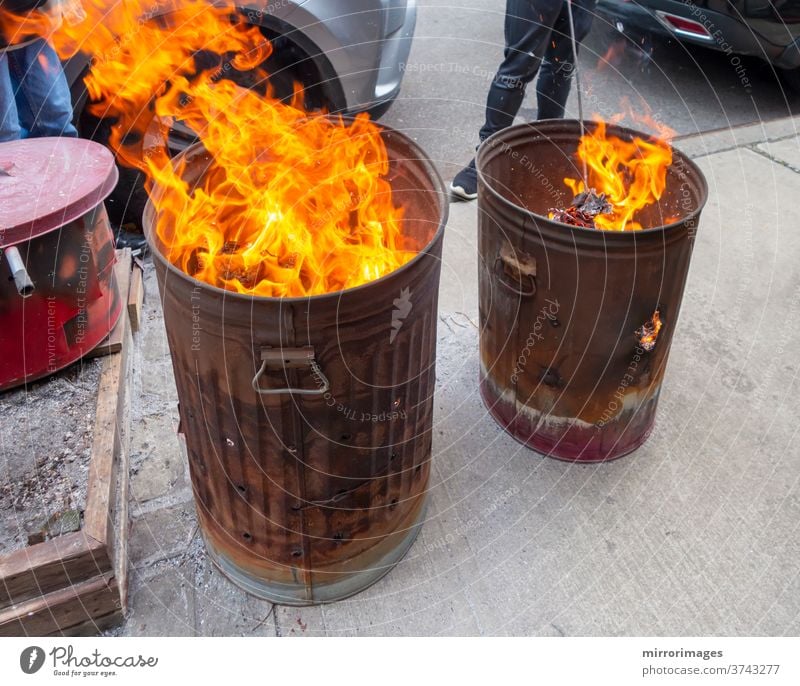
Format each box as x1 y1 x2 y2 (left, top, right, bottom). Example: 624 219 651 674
115 478 130 613
83 289 130 548
112 321 132 611
0 572 120 637
127 258 144 332
90 247 132 611
85 249 132 359
0 532 109 609
0 249 132 634
61 609 124 636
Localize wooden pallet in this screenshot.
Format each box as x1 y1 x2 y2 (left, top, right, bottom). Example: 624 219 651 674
0 250 136 636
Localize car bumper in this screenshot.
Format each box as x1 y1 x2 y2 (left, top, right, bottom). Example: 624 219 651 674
361 0 417 111
597 0 798 68
288 0 418 114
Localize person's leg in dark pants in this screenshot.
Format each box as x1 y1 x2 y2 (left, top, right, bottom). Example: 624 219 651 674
477 0 565 143
537 0 595 120
452 0 565 200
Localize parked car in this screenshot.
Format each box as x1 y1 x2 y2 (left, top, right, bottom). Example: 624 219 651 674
63 0 418 230
597 0 800 90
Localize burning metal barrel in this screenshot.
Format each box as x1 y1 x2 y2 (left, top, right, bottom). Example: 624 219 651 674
144 126 446 604
0 138 121 391
477 120 708 462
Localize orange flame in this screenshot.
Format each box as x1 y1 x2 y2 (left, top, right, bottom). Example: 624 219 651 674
1 1 412 297
564 118 673 231
636 309 662 352
149 101 410 297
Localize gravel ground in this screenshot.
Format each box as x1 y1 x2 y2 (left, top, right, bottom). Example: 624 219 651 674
0 359 102 554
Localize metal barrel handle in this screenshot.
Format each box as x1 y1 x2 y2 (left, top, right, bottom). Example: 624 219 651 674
252 346 330 396
494 247 537 297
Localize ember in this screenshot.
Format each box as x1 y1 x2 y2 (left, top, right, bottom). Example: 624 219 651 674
548 189 612 229
636 309 663 352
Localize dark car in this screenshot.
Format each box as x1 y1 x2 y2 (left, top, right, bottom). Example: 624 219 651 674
597 0 800 90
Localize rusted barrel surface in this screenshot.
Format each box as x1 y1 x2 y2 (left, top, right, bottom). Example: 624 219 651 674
144 128 447 604
476 120 708 462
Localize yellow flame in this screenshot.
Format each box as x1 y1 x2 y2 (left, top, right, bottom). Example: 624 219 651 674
564 118 673 231
1 1 412 296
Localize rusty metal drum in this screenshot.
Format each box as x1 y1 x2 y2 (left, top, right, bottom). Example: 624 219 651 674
476 120 708 462
0 137 121 391
144 127 447 604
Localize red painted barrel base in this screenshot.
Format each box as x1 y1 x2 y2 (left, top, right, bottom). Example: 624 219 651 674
479 376 656 463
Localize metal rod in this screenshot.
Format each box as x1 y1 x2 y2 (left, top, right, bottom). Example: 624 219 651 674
3 246 34 297
565 0 589 188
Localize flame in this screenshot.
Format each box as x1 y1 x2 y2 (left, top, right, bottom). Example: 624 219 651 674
1 1 412 297
636 309 662 352
149 100 411 297
563 118 673 231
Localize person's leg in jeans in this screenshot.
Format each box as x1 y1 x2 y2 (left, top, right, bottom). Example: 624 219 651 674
7 38 78 138
536 0 596 120
451 0 565 199
0 53 22 142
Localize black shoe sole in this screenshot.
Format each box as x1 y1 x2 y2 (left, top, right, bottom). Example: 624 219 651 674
449 183 478 201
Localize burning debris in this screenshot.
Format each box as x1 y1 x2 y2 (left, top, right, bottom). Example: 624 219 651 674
636 309 663 352
549 189 612 229
550 118 674 232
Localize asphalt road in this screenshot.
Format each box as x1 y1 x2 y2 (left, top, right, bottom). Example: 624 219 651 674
381 0 800 183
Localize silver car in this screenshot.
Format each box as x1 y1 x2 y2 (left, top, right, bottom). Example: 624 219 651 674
65 0 417 226
258 0 418 117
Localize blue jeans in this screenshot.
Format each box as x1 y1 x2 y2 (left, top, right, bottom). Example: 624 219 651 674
0 39 78 142
479 0 596 141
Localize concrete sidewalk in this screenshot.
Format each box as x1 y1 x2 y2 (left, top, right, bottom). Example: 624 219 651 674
119 115 800 637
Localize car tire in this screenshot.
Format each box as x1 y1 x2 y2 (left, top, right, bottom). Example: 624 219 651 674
77 107 150 232
71 28 336 232
366 97 396 120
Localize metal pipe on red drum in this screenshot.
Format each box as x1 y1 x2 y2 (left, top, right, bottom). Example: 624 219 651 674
3 246 34 297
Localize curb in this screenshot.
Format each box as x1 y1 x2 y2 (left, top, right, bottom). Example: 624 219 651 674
674 114 800 159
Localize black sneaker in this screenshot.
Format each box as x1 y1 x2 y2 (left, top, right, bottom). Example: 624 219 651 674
450 159 478 201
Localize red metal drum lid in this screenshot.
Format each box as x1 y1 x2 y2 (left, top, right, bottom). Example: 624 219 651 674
0 137 119 247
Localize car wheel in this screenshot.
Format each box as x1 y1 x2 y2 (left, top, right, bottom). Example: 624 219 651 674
366 98 396 121
74 89 151 233
72 29 336 232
